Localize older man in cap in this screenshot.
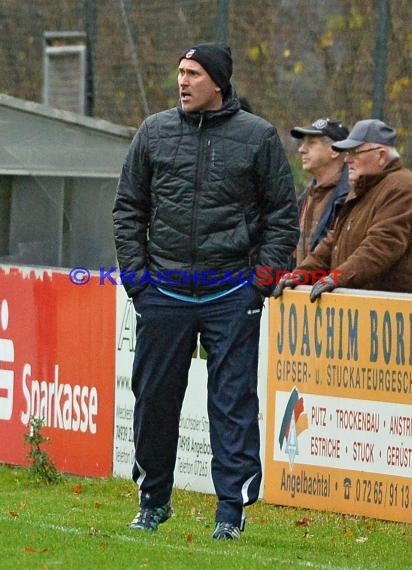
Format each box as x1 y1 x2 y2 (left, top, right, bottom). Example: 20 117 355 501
290 117 350 267
113 43 299 538
274 119 412 300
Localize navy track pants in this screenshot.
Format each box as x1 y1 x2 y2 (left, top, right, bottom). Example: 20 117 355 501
131 284 263 526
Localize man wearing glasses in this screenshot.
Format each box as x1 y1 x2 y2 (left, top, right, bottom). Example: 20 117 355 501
274 119 412 300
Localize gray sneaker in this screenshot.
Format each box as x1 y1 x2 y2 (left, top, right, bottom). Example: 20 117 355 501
129 502 172 531
212 522 241 540
212 508 246 540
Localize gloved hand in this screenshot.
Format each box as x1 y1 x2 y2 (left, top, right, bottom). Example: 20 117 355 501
273 273 305 299
309 274 336 302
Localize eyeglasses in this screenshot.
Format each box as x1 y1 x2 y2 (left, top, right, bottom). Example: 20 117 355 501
345 146 382 156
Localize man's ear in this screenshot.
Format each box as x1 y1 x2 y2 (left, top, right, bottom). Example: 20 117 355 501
330 149 342 159
377 147 389 167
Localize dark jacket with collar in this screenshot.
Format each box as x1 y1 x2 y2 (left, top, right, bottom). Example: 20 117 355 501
113 89 299 297
289 165 350 270
298 160 412 293
299 164 350 250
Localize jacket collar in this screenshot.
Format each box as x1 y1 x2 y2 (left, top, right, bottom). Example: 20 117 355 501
353 159 403 198
177 86 240 126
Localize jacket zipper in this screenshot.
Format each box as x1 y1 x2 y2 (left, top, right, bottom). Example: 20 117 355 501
190 113 209 294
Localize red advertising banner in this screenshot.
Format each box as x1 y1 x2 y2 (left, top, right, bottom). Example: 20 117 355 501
0 265 115 476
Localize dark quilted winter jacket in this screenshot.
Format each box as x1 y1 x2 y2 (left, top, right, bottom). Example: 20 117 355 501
113 90 299 297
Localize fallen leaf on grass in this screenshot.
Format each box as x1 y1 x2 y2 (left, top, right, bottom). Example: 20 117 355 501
24 546 49 554
9 511 18 518
295 517 310 526
186 533 193 542
355 536 368 543
343 528 353 537
72 485 83 494
95 501 102 508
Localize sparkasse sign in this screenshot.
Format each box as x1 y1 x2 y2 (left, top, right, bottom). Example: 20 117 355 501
0 265 115 476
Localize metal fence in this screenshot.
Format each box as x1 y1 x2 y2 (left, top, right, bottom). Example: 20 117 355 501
0 0 411 171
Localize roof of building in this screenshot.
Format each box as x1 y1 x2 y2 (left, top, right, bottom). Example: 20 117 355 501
0 94 136 177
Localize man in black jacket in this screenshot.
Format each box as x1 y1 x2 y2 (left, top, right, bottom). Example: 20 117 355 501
113 43 299 540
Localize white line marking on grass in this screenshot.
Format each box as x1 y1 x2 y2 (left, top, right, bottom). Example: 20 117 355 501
1 516 361 570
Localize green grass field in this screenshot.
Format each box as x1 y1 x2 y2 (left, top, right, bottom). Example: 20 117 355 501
1 464 411 569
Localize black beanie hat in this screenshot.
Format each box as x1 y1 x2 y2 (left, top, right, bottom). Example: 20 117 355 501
179 43 233 96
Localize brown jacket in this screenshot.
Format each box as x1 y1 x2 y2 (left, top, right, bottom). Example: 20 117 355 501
298 160 412 293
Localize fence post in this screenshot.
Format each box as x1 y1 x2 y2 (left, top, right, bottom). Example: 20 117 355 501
85 0 96 117
216 0 230 44
372 0 390 120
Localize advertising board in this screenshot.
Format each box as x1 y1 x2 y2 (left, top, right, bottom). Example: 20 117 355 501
0 265 115 476
264 290 412 523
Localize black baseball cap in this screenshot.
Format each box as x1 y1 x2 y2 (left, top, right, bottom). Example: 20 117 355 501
332 119 397 150
291 117 349 141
